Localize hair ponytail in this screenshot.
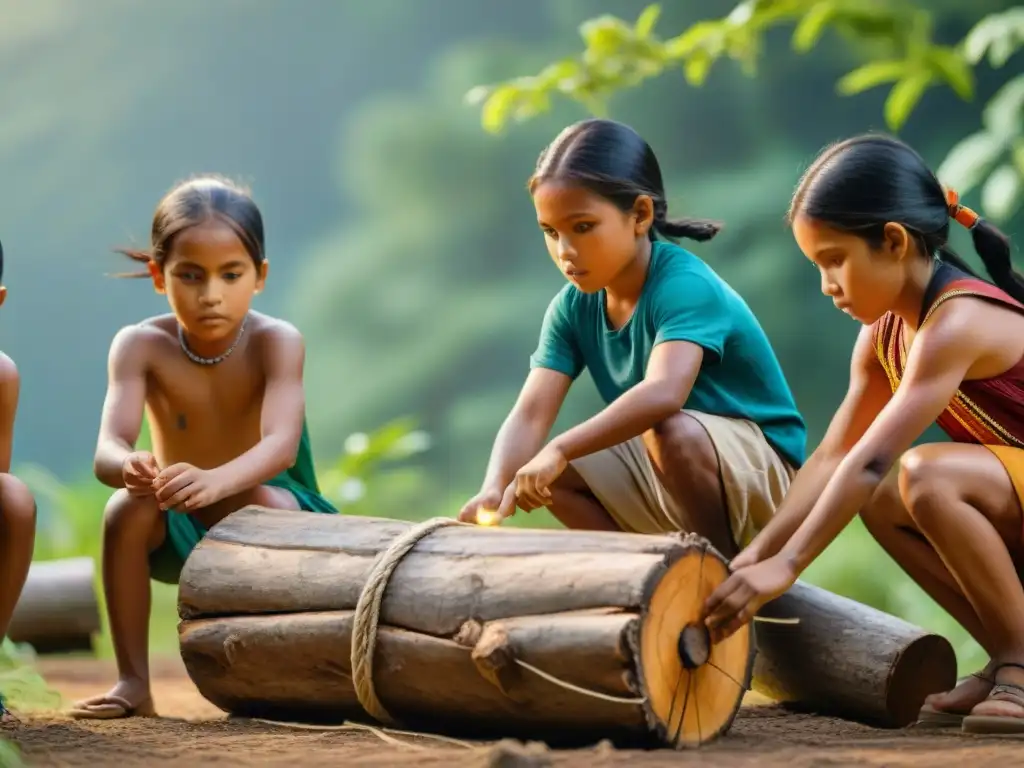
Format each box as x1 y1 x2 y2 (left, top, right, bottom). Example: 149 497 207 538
653 215 721 242
971 218 1024 303
531 118 724 246
791 133 1023 302
110 247 155 279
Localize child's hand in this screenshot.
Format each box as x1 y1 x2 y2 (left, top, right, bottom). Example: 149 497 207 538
512 444 567 511
458 485 510 525
153 463 228 512
122 451 160 497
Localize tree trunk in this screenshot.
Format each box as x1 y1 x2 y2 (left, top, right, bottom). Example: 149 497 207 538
8 557 100 654
753 580 958 727
178 507 754 749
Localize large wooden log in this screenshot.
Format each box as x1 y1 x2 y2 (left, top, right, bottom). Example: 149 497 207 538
177 508 959 744
8 557 100 654
753 580 958 727
178 507 754 749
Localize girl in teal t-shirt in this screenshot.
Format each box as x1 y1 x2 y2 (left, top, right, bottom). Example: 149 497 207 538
459 118 806 557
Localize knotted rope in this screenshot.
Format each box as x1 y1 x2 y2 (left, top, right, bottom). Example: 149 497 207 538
350 516 464 725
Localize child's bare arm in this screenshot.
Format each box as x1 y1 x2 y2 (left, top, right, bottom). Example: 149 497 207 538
779 302 984 573
94 327 150 488
549 339 702 462
205 323 307 498
483 368 573 492
739 324 893 562
0 354 20 474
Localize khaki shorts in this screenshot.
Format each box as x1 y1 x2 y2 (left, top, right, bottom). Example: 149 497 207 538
570 410 795 549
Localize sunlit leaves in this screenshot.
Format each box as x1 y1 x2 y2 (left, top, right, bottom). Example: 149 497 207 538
884 71 932 131
836 60 906 94
962 7 1024 68
938 131 1007 193
467 1 1022 220
981 164 1023 222
469 0 981 135
938 74 1024 222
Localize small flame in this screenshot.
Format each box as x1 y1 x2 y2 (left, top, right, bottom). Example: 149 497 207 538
476 508 500 526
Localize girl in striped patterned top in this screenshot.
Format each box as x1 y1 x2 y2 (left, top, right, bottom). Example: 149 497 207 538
702 134 1024 735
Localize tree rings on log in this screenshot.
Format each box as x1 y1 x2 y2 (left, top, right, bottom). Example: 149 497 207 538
177 507 754 749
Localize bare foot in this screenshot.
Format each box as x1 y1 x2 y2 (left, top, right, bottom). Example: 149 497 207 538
922 661 994 715
68 677 156 720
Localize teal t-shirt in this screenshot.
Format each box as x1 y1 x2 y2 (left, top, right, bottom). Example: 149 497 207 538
529 240 807 468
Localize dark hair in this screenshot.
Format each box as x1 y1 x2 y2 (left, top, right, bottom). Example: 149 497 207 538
789 133 1023 303
528 118 722 243
115 174 265 278
0 237 4 285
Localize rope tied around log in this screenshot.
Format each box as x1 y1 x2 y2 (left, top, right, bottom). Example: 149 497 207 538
350 517 647 729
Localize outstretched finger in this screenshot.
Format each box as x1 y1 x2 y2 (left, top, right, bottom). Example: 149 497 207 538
703 574 742 618
496 482 518 521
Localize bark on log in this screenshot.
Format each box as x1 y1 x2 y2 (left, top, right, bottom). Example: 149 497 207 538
8 557 100 654
178 507 754 748
753 580 958 727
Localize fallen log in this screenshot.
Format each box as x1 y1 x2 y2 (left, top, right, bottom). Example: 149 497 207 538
8 557 100 654
178 507 754 749
177 508 958 745
753 580 958 727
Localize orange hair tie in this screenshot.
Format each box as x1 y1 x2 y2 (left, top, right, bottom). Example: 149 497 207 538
945 188 980 230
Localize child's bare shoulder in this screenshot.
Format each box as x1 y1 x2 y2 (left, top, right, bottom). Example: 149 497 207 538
248 312 305 350
0 351 17 388
107 315 178 362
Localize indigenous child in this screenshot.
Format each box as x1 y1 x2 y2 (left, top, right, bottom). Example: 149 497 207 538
702 133 1024 734
0 238 39 723
70 176 338 720
458 118 807 559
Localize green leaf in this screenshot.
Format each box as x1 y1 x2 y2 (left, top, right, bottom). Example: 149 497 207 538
792 2 836 53
962 9 1024 68
463 85 491 106
480 84 521 134
981 163 1023 222
937 131 1007 195
926 47 973 101
634 4 661 39
982 74 1024 143
664 21 723 59
683 49 714 86
884 72 932 132
836 59 906 96
1013 140 1024 178
579 15 632 56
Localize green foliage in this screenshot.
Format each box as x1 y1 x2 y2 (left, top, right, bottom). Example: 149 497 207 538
0 740 21 768
0 638 63 713
938 74 1024 221
467 1 1024 221
318 418 436 520
467 1 974 133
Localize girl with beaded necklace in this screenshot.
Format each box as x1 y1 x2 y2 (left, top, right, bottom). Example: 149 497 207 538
69 175 337 720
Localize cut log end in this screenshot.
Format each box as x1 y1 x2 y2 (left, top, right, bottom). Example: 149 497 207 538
637 543 752 749
885 633 959 727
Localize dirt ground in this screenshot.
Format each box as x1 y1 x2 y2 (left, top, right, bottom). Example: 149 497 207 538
3 656 1023 767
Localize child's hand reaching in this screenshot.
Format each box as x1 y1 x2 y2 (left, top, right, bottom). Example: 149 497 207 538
122 451 160 497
